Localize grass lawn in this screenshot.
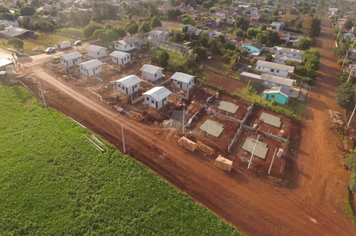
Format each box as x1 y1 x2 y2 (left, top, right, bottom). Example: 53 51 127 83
0 86 243 235
56 27 83 40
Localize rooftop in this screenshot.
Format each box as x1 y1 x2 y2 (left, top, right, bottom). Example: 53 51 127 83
79 59 103 69
87 45 106 52
171 72 194 83
110 51 130 58
116 36 144 46
143 86 172 101
263 86 290 98
256 60 295 73
218 101 239 114
200 119 224 138
242 137 268 159
261 73 296 87
0 26 31 37
140 64 163 74
259 112 281 128
116 75 142 88
60 52 83 61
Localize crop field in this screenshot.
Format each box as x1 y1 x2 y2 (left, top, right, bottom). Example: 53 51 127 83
0 86 243 235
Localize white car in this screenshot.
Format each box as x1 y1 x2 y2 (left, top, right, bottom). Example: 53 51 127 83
45 47 54 54
73 40 82 46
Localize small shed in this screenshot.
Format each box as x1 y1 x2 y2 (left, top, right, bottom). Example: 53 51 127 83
263 86 289 105
143 86 171 109
87 45 106 59
60 52 83 67
116 75 142 95
140 64 163 82
171 72 194 91
79 59 103 77
110 51 131 65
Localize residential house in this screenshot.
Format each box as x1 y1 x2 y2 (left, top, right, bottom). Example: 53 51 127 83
36 4 52 12
349 48 356 60
273 54 302 64
260 73 296 89
270 22 285 32
87 45 107 59
171 72 194 91
349 64 356 78
328 8 338 15
343 33 355 40
255 60 294 78
273 46 304 60
226 9 244 25
154 26 171 32
0 20 19 28
250 14 261 22
215 9 229 22
180 4 194 13
201 18 219 28
79 59 103 77
40 15 61 23
143 86 171 109
147 30 169 43
0 26 35 39
241 42 263 55
110 51 131 65
263 86 290 105
140 64 163 82
60 52 83 67
278 31 290 44
113 36 145 52
115 75 142 95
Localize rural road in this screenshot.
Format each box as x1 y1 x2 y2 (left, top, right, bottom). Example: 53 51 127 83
9 19 356 236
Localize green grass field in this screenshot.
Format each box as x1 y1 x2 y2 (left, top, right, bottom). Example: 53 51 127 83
0 86 243 235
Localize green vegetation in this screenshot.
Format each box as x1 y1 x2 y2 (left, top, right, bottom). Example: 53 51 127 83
340 189 356 222
0 86 243 235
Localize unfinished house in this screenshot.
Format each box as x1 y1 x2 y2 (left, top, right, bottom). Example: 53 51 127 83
171 72 194 91
110 51 131 65
140 64 163 82
143 86 171 109
116 75 142 95
79 59 103 77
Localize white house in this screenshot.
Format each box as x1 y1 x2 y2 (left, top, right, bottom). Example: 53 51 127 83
273 46 304 60
60 52 83 67
114 37 145 52
143 86 171 109
171 72 194 91
79 59 103 77
270 22 285 32
140 64 163 82
87 45 106 59
110 51 131 65
0 20 19 28
116 75 142 95
255 60 294 78
260 73 296 90
147 30 169 42
273 54 302 64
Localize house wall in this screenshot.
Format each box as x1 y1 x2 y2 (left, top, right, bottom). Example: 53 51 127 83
272 58 286 64
80 65 102 77
142 70 162 81
88 48 106 59
242 45 261 54
261 80 292 90
115 43 137 52
112 55 131 65
239 75 261 87
117 83 139 95
144 95 168 109
349 52 356 60
173 79 194 90
226 16 235 24
256 65 289 77
61 57 81 67
148 34 168 42
263 93 289 105
275 51 302 60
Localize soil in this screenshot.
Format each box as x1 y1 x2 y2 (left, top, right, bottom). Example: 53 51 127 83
203 70 246 93
4 19 356 236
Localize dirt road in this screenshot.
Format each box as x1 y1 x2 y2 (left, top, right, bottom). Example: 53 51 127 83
15 19 356 236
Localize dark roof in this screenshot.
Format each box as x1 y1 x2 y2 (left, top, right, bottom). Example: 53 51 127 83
0 26 32 38
251 42 263 49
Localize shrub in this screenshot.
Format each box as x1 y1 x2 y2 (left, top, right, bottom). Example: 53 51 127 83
302 77 315 86
271 99 277 106
295 66 307 76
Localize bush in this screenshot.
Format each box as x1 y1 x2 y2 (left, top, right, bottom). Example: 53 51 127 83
83 24 103 38
271 99 277 106
295 66 307 76
302 77 315 86
8 38 24 49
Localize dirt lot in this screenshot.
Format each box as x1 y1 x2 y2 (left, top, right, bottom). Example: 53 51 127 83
203 71 246 93
5 19 356 236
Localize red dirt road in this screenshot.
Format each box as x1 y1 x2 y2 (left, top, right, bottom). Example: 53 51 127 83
16 19 356 236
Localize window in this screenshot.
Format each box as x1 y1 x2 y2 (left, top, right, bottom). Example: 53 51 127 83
271 95 275 98
271 69 274 72
125 46 127 49
151 100 154 104
118 84 121 88
276 70 279 73
134 84 137 88
146 97 149 101
155 73 157 77
258 66 260 69
122 86 125 89
124 58 126 61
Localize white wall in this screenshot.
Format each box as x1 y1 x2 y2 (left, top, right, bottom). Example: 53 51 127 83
173 79 194 91
88 48 106 59
80 65 102 77
275 51 303 60
117 83 139 95
115 43 137 52
144 95 168 109
61 57 81 67
142 70 162 81
112 55 131 65
256 66 289 78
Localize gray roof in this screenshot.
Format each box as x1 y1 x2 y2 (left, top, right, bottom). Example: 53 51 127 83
171 72 194 83
0 26 31 37
251 42 263 49
261 73 296 87
256 60 295 73
273 54 302 63
140 64 163 74
116 37 144 46
218 101 239 114
242 137 268 159
240 72 261 80
87 45 106 52
147 30 169 37
263 86 290 98
0 58 13 68
110 51 130 59
79 59 103 69
60 52 83 61
259 112 281 128
200 119 224 138
143 86 171 101
273 46 304 56
116 75 142 87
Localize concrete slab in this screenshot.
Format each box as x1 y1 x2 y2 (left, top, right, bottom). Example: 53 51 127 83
200 119 224 137
242 137 268 159
218 101 239 114
259 112 281 128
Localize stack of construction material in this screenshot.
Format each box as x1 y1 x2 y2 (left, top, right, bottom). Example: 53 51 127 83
178 136 196 152
133 112 144 122
214 155 233 172
196 141 214 155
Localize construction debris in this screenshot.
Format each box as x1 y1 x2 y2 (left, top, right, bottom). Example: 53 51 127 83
178 136 196 151
214 155 233 172
328 110 345 126
196 141 214 155
133 112 144 122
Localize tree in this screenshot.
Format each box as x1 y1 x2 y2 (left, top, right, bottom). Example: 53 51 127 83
265 53 273 61
151 16 162 28
335 83 356 111
202 0 214 8
83 24 103 38
256 32 268 44
174 30 182 42
344 19 354 30
158 51 169 68
235 16 250 31
8 38 24 49
266 30 280 46
247 28 259 38
199 35 209 47
302 16 321 38
20 6 36 16
182 26 188 33
140 22 151 32
298 38 311 50
295 20 302 30
193 46 207 60
125 22 138 36
260 24 266 31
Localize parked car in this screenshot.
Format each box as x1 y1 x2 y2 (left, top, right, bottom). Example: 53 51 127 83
73 40 82 46
45 47 55 54
15 51 23 57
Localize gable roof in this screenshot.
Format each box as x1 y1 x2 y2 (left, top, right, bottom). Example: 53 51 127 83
116 75 142 87
79 59 103 69
110 51 130 58
147 30 169 37
140 64 163 74
261 73 295 87
273 46 304 56
143 86 171 101
263 86 290 98
87 45 106 52
0 26 31 37
171 72 194 83
61 52 83 61
116 37 144 46
251 42 263 49
256 60 295 73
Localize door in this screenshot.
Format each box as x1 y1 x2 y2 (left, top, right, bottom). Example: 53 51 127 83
266 94 269 100
180 83 182 89
156 101 158 108
93 69 95 75
126 88 128 94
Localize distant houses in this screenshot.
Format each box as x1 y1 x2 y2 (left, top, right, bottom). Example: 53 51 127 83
147 30 169 43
